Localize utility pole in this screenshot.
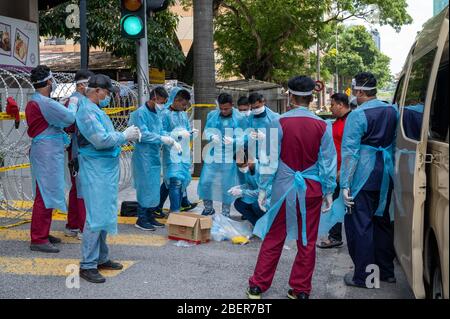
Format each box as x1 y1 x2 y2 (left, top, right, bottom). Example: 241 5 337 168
335 26 339 93
316 39 321 109
80 0 88 69
137 0 150 106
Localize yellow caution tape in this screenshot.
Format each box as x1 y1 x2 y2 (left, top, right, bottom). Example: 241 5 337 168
191 104 216 108
0 107 137 121
0 163 30 173
0 112 26 121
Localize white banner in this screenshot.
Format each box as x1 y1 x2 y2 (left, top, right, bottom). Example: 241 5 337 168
0 15 38 70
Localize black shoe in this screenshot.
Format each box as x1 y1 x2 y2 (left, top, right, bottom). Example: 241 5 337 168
181 202 198 212
80 268 106 283
344 272 367 288
246 286 262 299
148 216 165 228
381 276 397 284
30 242 60 253
152 208 168 219
287 289 309 299
201 208 215 216
48 235 61 244
98 260 123 270
135 219 156 231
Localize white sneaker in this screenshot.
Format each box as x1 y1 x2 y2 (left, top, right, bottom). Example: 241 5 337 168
76 232 83 240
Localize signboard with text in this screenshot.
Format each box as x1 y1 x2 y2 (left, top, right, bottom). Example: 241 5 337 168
0 15 38 70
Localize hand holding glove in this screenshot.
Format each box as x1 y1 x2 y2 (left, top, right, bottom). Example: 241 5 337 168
342 188 354 207
172 141 183 154
223 136 234 145
161 136 175 145
123 125 140 142
227 186 243 197
321 193 333 213
258 190 267 212
179 130 191 139
211 134 221 144
250 130 266 141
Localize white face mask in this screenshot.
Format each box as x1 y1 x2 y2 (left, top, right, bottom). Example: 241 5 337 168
240 110 251 117
238 166 249 174
156 103 165 111
252 106 265 115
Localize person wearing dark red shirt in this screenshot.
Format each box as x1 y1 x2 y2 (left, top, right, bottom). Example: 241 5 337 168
25 65 78 253
317 93 351 249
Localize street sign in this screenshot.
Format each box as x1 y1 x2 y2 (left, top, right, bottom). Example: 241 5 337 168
315 80 324 92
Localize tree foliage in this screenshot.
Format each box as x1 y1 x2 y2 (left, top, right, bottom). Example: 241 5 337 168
39 0 185 71
213 0 412 82
322 24 392 89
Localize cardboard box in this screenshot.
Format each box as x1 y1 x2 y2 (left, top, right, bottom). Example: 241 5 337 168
166 212 212 244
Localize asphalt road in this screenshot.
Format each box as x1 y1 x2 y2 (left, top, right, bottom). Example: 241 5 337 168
0 181 414 299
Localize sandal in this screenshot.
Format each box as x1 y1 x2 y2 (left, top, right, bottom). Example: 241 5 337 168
317 238 343 249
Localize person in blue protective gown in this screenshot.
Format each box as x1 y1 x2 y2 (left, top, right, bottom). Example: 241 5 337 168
228 148 271 226
76 74 141 283
198 93 248 216
246 92 280 161
129 86 176 231
155 87 198 217
25 65 79 253
340 72 399 288
159 89 195 214
246 76 336 300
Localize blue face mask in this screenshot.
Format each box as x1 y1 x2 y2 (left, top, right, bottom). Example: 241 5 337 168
99 95 111 108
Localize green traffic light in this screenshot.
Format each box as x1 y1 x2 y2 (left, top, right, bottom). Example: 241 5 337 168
122 15 143 36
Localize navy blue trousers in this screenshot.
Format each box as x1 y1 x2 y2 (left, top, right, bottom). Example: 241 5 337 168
344 188 395 285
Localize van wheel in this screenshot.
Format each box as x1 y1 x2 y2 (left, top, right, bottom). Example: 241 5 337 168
431 264 443 299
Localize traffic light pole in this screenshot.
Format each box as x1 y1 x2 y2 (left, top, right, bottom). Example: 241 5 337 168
136 0 150 106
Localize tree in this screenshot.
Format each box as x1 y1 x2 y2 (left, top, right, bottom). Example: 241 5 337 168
212 0 412 82
192 0 216 176
39 0 185 71
322 25 392 90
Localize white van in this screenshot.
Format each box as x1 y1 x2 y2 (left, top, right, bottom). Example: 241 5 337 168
392 6 448 299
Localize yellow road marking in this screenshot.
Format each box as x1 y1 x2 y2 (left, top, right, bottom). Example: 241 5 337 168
0 210 167 225
0 230 167 247
0 257 133 277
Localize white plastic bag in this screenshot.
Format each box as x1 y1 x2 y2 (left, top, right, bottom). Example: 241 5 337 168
210 213 253 242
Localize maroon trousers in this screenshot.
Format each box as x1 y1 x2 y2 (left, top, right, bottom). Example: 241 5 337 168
66 148 86 232
30 184 53 244
66 174 86 232
249 196 322 295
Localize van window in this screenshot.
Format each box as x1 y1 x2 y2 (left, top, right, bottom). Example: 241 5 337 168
429 63 449 143
393 75 405 106
402 48 438 141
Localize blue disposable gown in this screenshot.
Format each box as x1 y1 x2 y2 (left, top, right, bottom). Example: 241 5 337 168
253 107 337 246
198 109 248 205
29 92 77 211
246 106 280 160
240 162 272 209
129 105 166 208
160 107 192 190
340 99 399 220
76 98 127 234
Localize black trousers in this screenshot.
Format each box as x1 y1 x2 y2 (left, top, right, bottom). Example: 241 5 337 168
234 198 265 226
328 184 343 241
344 188 395 285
